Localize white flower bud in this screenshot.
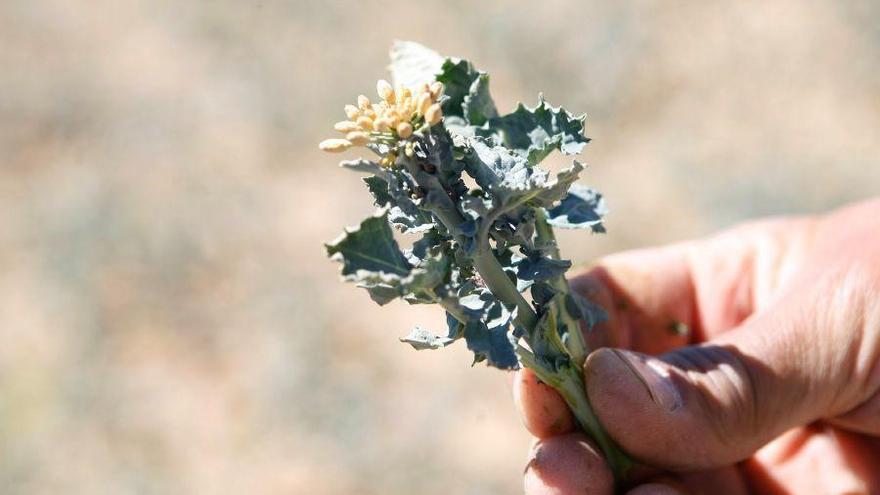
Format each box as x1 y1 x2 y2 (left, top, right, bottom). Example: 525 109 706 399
373 117 393 132
334 121 360 133
346 131 370 146
356 115 373 130
357 95 371 110
429 82 444 100
319 138 352 152
396 122 413 139
344 105 360 120
377 80 395 102
417 92 432 116
425 104 443 126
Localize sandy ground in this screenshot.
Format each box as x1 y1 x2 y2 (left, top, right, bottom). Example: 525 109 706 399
0 1 878 493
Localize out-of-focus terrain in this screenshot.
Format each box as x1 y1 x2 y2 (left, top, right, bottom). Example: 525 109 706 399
1 1 878 493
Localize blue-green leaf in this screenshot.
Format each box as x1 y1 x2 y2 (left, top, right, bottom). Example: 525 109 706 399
545 184 607 232
326 210 412 279
476 96 589 165
515 255 572 282
465 139 585 210
463 320 519 370
436 59 499 125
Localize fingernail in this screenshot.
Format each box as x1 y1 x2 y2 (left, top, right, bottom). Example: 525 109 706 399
611 349 682 412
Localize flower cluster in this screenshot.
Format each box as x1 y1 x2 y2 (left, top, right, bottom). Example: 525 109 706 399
318 80 444 157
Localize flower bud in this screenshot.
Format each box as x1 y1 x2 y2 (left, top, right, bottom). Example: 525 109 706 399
356 115 374 130
344 105 360 120
357 95 371 110
425 103 443 126
379 152 396 168
377 80 395 102
334 121 359 133
373 117 393 132
387 111 401 128
319 138 352 152
396 122 413 139
430 82 444 100
346 131 370 146
417 92 432 116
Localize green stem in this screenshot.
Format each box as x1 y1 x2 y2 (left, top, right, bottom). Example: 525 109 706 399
517 345 633 483
399 156 537 329
472 249 537 329
534 209 588 367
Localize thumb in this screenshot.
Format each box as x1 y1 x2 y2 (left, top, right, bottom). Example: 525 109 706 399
584 298 865 471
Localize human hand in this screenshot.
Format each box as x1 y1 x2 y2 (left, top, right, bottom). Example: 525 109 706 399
514 198 880 494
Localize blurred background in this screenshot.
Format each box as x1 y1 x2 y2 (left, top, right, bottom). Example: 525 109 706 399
1 1 878 493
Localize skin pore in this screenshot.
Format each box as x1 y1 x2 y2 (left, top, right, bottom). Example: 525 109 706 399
515 198 880 494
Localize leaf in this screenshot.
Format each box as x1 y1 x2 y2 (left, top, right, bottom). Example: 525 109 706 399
400 326 454 350
326 210 412 279
326 210 448 305
567 293 608 329
341 158 387 176
379 168 436 234
389 40 444 89
545 184 607 232
464 73 498 126
389 205 435 234
476 96 589 165
465 139 585 210
436 59 499 125
515 255 572 282
463 320 519 370
363 176 392 206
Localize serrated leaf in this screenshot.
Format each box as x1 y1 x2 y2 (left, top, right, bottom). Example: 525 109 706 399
389 40 444 89
326 210 412 279
436 59 499 125
515 255 572 282
567 293 608 329
545 184 607 232
465 139 585 210
463 320 519 370
363 176 392 206
341 158 387 176
464 73 498 126
400 326 454 350
380 168 435 234
327 211 449 305
476 96 588 165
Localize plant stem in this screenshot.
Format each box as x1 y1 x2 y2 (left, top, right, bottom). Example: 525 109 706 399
400 156 537 329
517 345 633 482
534 209 588 367
404 153 631 482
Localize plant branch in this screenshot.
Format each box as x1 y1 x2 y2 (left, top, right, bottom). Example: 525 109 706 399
400 155 538 329
534 209 588 367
